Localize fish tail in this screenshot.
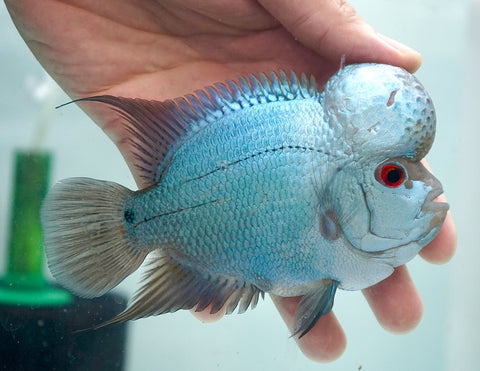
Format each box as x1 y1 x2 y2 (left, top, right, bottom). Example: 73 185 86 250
40 177 148 298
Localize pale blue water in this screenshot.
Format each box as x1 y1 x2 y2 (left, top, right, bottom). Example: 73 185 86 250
0 1 476 370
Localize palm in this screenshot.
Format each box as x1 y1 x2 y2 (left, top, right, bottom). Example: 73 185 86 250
8 0 424 100
6 0 455 362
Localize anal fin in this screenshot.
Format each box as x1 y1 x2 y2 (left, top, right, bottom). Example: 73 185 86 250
97 251 263 327
292 279 339 338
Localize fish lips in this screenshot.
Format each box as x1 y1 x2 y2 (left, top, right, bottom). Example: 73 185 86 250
418 187 449 227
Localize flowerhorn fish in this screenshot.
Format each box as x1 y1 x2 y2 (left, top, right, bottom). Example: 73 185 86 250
40 63 448 337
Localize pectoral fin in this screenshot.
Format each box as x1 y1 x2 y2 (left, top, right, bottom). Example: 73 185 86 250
292 279 339 338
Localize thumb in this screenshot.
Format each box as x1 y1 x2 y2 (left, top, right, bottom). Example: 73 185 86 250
258 0 422 73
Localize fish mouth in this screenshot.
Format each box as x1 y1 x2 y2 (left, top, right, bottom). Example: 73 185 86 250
363 188 449 265
420 187 449 216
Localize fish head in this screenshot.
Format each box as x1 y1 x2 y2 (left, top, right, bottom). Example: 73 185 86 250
319 63 448 265
361 157 447 252
322 63 436 161
322 157 448 268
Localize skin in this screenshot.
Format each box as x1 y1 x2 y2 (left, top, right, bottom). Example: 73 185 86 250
5 0 456 362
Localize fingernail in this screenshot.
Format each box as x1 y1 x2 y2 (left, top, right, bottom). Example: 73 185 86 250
380 34 423 72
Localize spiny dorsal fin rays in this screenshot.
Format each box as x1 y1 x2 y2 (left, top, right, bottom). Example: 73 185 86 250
63 71 319 189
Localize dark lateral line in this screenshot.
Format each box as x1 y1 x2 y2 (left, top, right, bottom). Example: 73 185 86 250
135 199 220 227
185 145 326 184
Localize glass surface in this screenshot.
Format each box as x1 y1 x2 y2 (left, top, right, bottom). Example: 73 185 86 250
0 1 476 370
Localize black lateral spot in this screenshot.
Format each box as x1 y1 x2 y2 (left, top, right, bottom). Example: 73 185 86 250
124 209 136 224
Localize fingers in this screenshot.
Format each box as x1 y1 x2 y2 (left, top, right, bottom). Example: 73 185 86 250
258 0 422 72
190 304 225 323
362 265 423 333
271 294 346 363
191 295 347 363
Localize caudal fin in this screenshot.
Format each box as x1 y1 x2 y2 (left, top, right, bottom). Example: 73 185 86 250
40 178 148 298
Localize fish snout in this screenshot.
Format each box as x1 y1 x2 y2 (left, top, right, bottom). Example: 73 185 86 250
402 159 449 222
421 186 449 229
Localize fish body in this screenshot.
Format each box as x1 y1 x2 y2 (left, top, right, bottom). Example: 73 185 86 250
41 64 448 337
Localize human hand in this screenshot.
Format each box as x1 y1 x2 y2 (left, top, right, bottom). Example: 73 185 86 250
5 0 456 362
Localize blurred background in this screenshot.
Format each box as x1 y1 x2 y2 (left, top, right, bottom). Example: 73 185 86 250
0 0 477 370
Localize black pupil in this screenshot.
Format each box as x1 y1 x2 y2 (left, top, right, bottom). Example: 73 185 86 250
387 168 402 184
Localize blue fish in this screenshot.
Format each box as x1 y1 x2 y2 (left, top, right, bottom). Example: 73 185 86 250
40 63 448 337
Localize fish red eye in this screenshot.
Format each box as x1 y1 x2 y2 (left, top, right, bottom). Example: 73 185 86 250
376 162 406 188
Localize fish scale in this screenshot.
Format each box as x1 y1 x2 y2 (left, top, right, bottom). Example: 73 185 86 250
136 150 321 275
40 63 448 338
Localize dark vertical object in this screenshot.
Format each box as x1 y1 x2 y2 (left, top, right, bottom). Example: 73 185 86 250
0 151 128 371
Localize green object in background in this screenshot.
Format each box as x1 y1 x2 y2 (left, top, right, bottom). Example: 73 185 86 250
0 151 128 370
0 150 71 306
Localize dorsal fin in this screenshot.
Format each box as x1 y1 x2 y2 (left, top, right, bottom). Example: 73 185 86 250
69 71 319 189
